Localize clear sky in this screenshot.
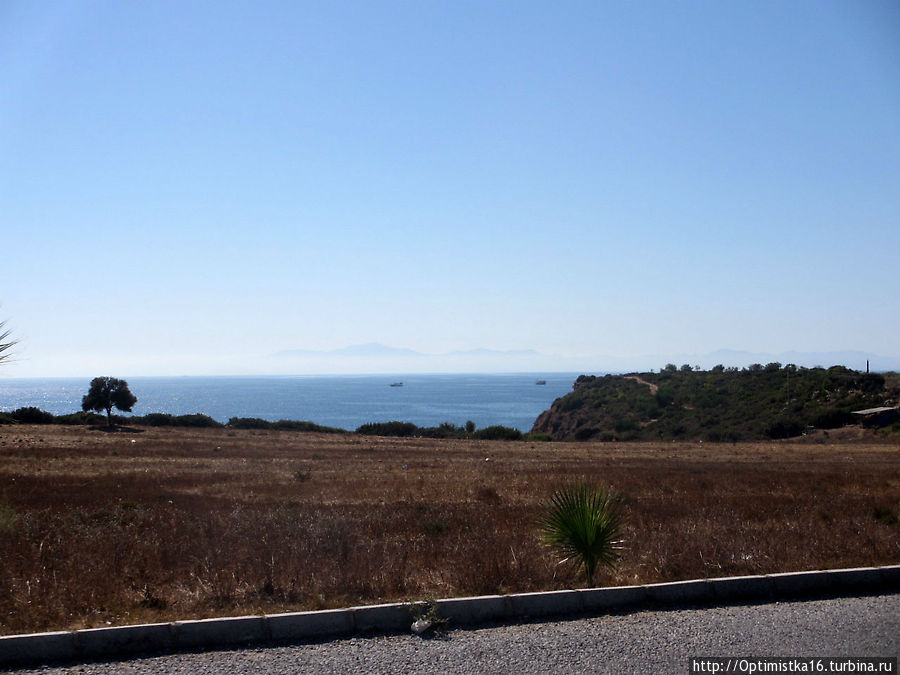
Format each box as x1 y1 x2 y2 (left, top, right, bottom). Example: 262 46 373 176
2 1 898 377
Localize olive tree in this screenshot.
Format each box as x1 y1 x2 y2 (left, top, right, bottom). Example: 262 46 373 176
82 377 137 426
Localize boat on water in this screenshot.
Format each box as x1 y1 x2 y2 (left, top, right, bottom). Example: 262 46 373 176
389 382 404 387
535 379 547 385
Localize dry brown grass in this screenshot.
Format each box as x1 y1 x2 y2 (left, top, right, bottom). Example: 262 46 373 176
0 424 897 635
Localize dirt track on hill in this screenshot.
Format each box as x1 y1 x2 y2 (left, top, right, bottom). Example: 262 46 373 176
624 375 659 395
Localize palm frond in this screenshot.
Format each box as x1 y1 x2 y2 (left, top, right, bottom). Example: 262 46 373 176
539 483 625 586
0 319 16 364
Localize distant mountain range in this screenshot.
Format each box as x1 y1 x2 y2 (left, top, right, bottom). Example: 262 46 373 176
275 343 541 359
277 343 423 358
270 343 900 374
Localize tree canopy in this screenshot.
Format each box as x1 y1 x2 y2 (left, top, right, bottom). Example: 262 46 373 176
82 377 137 426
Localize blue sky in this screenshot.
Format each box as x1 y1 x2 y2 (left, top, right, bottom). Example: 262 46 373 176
2 1 898 376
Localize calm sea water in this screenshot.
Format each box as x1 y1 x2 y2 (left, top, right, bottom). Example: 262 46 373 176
0 373 581 432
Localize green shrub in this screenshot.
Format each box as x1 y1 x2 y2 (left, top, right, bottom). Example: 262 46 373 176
227 417 270 429
228 417 343 433
614 419 639 433
356 421 419 437
273 419 343 433
859 373 886 393
765 419 805 439
560 395 584 412
540 484 624 586
655 386 675 408
704 427 743 442
472 425 523 441
419 422 467 439
572 427 597 441
135 413 176 426
133 413 223 428
11 407 54 424
811 408 854 429
54 411 107 425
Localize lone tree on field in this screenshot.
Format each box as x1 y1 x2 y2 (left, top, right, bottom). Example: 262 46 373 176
82 377 137 426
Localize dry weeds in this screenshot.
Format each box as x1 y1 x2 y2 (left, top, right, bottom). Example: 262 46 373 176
0 425 897 635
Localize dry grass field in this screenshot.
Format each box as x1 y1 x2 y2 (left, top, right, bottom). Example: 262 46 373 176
0 424 898 635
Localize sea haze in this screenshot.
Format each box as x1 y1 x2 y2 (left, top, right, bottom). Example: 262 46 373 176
0 373 581 432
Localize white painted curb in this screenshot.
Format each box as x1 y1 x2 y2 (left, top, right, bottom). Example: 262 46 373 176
1 565 897 668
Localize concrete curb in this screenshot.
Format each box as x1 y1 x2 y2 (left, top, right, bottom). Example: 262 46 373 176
2 565 898 668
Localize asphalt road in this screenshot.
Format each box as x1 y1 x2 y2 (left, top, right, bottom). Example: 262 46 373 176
11 594 898 674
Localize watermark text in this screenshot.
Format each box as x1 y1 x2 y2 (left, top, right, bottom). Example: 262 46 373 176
690 657 896 674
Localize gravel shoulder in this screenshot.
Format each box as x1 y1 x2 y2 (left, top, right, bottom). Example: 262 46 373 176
10 594 898 675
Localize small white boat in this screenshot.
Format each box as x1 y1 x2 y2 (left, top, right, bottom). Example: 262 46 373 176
535 379 547 385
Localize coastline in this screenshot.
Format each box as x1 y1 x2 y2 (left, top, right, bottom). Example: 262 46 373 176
0 373 583 432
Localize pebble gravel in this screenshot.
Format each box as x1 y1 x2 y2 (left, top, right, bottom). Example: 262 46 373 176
10 594 898 674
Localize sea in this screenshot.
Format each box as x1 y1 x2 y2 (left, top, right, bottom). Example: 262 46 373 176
0 373 582 432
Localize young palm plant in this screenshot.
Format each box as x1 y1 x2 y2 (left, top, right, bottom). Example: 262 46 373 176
540 483 625 586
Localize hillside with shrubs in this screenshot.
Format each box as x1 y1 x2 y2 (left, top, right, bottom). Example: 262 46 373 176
531 364 899 441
